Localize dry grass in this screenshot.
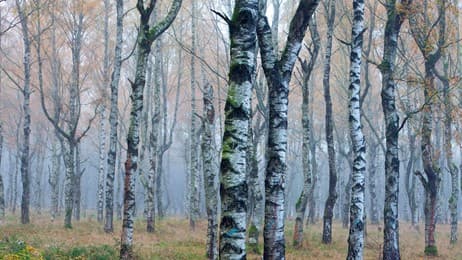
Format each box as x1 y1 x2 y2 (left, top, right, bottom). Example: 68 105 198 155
1 213 462 259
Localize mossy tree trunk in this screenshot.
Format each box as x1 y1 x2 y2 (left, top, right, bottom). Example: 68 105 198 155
217 1 258 258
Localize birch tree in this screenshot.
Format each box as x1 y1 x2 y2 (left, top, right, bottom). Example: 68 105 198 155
97 0 111 224
257 0 320 257
104 0 124 233
409 0 445 255
16 0 32 225
189 0 200 230
293 15 320 248
346 0 366 258
201 83 218 260
119 1 181 258
320 0 337 244
215 0 258 257
379 0 411 258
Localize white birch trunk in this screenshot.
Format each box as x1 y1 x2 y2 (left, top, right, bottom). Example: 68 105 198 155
346 0 366 258
202 84 219 260
16 0 32 225
105 0 123 233
49 141 60 221
97 105 107 223
257 1 320 258
120 1 181 258
218 1 258 258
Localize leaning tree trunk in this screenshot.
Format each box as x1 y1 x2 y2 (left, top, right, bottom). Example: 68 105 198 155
202 84 218 260
16 0 32 225
218 1 258 258
257 1 320 258
104 0 123 233
346 0 366 258
293 16 320 247
380 0 410 258
321 0 337 244
119 1 181 258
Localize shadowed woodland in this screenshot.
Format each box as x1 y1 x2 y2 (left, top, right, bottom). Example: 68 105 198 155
0 0 461 259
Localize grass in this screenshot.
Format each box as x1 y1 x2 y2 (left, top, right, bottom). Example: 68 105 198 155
1 213 462 259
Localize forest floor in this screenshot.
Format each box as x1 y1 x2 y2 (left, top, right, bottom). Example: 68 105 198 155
1 213 461 259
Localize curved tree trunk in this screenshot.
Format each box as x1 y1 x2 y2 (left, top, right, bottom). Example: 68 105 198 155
409 0 445 255
380 0 410 258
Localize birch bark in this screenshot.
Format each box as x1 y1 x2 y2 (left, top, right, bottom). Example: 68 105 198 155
16 0 32 225
346 0 366 258
409 0 445 255
257 0 320 257
119 1 181 258
218 1 258 258
202 84 218 260
380 0 410 258
105 0 123 233
321 0 337 244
